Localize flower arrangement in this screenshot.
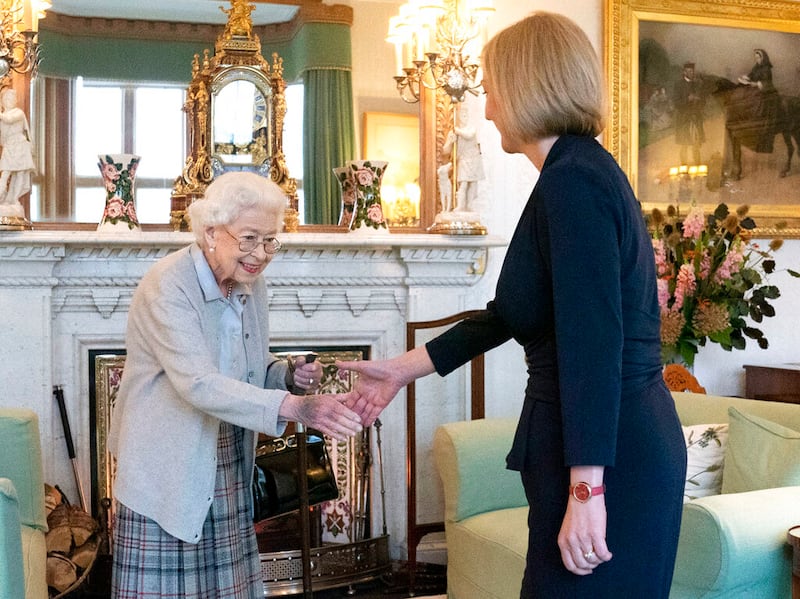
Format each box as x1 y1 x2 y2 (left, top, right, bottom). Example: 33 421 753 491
650 203 799 367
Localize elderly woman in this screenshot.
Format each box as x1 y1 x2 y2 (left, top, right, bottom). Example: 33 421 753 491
109 171 362 598
341 12 685 598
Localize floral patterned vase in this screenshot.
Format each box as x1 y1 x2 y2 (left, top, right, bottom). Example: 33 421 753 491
333 166 356 229
97 153 141 232
335 160 389 232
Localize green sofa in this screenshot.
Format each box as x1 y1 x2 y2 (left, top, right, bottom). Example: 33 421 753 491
432 392 800 598
0 408 48 599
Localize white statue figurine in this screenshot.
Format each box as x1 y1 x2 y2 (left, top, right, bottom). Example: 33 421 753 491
0 88 35 208
437 161 453 212
442 102 485 212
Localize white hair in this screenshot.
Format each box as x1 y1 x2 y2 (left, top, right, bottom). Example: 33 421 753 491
188 172 287 244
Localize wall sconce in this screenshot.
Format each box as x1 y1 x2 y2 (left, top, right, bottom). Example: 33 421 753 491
387 0 493 104
0 0 50 81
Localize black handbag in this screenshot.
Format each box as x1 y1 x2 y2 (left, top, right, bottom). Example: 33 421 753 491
252 430 339 522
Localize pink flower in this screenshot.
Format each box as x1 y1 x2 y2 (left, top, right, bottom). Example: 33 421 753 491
366 203 384 223
104 198 125 219
656 278 670 309
698 250 711 280
673 263 696 311
682 206 705 239
101 162 120 182
354 168 375 186
342 187 356 205
125 202 138 221
652 239 669 277
714 239 745 283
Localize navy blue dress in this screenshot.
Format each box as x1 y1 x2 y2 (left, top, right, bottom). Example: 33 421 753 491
427 135 686 597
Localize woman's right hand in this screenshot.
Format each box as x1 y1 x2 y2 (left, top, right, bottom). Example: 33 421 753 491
279 391 362 442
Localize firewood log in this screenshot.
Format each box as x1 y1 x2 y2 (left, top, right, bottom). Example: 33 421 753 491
46 503 97 553
46 554 77 593
71 536 98 570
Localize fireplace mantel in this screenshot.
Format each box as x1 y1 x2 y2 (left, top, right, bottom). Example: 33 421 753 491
0 229 505 558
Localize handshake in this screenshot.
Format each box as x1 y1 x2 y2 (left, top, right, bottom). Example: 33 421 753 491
281 348 430 442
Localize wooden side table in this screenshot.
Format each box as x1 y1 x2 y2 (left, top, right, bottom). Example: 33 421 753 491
789 526 800 598
744 364 800 404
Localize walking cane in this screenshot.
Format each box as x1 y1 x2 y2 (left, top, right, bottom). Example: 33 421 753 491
53 386 88 512
296 353 317 598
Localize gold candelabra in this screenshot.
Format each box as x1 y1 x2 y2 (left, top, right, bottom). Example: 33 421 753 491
0 0 50 82
386 0 493 104
668 164 708 214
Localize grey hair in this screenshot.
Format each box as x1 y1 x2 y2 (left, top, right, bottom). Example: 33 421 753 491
188 172 287 244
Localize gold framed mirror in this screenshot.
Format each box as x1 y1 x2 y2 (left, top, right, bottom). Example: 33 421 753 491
170 0 298 231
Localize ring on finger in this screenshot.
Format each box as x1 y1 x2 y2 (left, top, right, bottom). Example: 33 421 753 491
583 549 595 560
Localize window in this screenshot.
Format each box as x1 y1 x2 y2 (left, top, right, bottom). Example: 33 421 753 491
283 83 304 218
73 79 186 224
31 78 304 226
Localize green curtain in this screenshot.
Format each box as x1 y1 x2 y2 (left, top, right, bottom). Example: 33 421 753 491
302 68 355 225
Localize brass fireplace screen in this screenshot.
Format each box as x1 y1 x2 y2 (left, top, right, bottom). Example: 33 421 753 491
90 348 370 545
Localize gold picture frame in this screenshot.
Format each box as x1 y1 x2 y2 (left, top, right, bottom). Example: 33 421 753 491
92 353 126 518
605 0 800 237
362 111 421 229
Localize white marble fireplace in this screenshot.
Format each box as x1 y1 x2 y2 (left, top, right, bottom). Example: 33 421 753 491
0 229 504 559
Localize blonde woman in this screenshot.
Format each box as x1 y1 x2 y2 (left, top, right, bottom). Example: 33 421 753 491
342 13 685 597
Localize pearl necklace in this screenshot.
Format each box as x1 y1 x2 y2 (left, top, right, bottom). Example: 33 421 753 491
226 282 234 300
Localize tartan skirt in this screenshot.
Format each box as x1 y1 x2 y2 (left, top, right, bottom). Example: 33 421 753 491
111 422 262 598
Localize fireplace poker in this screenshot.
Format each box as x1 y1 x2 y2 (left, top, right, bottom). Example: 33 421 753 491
53 385 88 512
374 418 388 537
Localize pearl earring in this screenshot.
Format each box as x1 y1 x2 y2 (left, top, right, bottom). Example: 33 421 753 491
209 246 216 253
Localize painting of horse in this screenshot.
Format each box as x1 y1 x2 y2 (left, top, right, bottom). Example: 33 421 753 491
712 78 800 180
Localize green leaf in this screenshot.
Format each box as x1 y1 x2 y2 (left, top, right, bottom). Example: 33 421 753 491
731 335 746 350
763 259 776 273
788 269 800 278
761 285 780 299
757 337 769 349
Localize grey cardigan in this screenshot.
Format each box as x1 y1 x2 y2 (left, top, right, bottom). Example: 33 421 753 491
108 244 289 543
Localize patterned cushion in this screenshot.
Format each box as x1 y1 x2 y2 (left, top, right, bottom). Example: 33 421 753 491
682 423 728 502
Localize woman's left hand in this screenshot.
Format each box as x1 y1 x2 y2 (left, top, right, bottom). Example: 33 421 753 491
557 497 613 575
292 355 323 394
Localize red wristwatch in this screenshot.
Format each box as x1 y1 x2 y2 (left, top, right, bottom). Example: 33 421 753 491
569 482 606 503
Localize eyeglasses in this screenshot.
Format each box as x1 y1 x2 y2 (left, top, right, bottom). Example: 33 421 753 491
223 228 282 254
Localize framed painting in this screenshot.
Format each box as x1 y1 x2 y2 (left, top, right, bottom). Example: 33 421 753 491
605 0 800 236
362 111 421 228
89 351 126 520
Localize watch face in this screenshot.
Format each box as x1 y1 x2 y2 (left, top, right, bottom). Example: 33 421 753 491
573 483 591 502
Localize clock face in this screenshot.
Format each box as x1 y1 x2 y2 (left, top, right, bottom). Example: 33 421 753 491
253 89 268 130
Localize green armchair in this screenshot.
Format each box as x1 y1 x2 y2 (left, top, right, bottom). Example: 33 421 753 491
0 408 48 599
433 392 800 599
